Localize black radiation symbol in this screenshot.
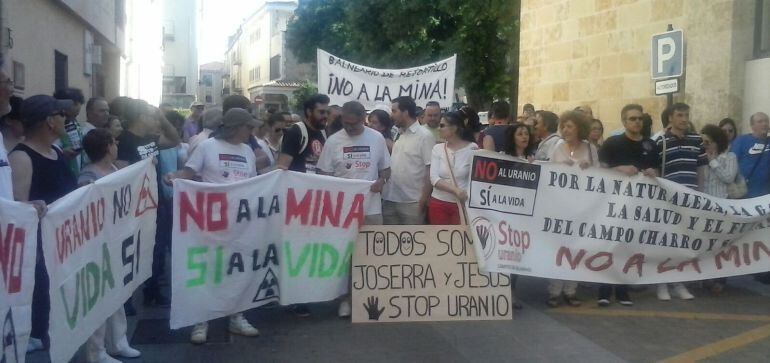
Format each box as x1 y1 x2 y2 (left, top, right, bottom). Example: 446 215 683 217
252 268 280 303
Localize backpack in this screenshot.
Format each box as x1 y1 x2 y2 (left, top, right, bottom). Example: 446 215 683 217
296 121 326 155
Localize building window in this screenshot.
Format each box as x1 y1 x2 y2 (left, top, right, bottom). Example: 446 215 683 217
201 74 213 87
756 0 770 58
54 51 68 91
163 76 186 94
12 61 25 91
249 67 261 83
270 55 281 80
250 30 261 44
205 94 212 103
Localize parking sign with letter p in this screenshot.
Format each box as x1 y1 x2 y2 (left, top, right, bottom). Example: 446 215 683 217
651 30 684 80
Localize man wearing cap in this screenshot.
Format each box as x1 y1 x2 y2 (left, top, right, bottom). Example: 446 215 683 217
166 108 261 344
183 101 205 142
9 95 78 352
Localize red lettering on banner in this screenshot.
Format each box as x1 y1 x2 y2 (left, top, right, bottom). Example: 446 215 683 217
0 224 25 293
179 191 229 232
623 253 645 277
585 252 613 271
55 198 106 264
135 174 158 217
657 258 677 274
714 246 740 269
555 247 586 270
285 188 312 225
754 241 770 261
473 160 497 181
285 188 364 228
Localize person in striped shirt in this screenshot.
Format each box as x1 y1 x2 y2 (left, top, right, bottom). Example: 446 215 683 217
654 102 706 301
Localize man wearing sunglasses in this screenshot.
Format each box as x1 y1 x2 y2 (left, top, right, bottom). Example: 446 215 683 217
596 103 659 308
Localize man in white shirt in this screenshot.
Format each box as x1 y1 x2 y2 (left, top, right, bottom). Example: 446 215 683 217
166 108 261 344
534 110 560 161
383 96 435 225
317 100 390 318
422 101 443 143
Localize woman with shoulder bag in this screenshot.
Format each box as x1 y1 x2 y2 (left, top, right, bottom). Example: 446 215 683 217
701 125 739 293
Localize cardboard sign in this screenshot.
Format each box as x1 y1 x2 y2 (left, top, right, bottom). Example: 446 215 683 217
352 225 512 323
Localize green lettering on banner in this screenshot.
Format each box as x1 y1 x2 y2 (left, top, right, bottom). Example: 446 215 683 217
187 246 208 287
214 246 224 284
337 242 354 277
285 242 312 277
85 262 100 311
100 242 115 293
284 242 353 278
61 275 81 329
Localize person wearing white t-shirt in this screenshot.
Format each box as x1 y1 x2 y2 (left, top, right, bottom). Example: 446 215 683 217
165 108 261 344
383 96 435 224
317 100 391 318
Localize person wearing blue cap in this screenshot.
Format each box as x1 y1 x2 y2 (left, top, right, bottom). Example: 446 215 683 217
8 94 78 352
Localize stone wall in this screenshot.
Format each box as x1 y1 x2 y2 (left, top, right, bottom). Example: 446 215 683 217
517 0 755 133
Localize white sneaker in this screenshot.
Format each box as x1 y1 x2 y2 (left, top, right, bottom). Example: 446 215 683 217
657 284 671 301
673 283 695 300
338 299 352 318
26 338 44 353
190 322 208 344
229 313 259 337
109 345 141 358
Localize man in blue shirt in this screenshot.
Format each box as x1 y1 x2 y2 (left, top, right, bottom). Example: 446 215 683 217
731 112 770 198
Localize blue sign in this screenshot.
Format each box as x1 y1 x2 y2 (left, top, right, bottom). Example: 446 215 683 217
651 30 683 80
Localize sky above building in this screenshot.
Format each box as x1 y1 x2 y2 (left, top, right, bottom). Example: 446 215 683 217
199 0 260 64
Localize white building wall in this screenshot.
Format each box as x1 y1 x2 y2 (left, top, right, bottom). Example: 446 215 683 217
162 0 199 107
121 0 163 105
743 58 770 128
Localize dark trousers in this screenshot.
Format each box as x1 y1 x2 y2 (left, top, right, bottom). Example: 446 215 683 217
144 197 172 296
598 284 629 300
30 236 49 344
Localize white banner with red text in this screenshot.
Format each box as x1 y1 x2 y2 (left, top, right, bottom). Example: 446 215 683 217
467 151 770 284
41 159 157 363
317 49 456 110
170 170 375 329
0 198 38 363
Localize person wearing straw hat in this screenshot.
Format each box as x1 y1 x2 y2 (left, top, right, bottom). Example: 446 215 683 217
427 106 480 225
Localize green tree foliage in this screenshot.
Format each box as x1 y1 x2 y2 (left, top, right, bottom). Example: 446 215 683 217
286 0 520 110
291 81 319 114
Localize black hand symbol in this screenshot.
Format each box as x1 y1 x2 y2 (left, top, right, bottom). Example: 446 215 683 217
476 225 489 249
363 296 385 321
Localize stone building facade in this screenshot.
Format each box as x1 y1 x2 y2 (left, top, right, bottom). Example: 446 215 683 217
517 0 769 133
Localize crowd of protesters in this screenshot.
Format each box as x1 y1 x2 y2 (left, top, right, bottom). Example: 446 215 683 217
2 50 770 361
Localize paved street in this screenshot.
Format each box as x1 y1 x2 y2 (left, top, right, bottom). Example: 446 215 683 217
28 274 770 363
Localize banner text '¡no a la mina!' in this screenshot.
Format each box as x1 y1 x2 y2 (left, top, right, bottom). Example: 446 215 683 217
317 49 456 110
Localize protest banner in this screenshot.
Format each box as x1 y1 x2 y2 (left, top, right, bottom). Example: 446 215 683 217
317 49 456 110
352 225 511 323
0 199 38 363
40 159 157 363
466 151 770 284
170 170 375 329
